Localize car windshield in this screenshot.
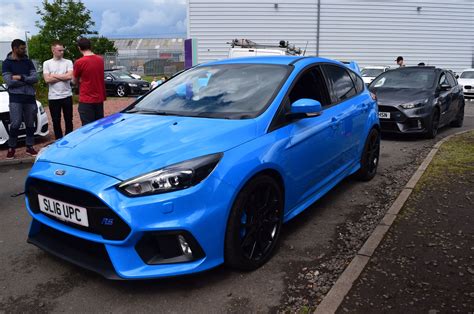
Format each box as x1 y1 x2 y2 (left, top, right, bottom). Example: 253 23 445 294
113 72 135 79
370 69 436 89
125 64 290 119
460 71 474 79
361 68 384 77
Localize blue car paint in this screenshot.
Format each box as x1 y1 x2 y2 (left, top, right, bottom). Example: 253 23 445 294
26 56 379 279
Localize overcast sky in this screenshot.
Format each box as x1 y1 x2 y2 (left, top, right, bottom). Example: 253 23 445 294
0 0 187 41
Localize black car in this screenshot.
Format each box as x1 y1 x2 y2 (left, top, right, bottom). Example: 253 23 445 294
104 71 150 97
369 66 465 138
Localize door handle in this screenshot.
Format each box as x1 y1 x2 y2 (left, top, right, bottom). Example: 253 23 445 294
330 117 340 129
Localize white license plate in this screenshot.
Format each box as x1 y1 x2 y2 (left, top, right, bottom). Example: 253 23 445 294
38 194 89 227
378 112 391 119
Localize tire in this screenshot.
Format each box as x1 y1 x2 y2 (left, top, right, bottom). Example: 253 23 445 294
450 102 464 127
354 128 380 181
425 108 440 139
116 85 127 97
224 175 284 270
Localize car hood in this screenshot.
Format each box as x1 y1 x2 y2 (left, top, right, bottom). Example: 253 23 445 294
0 91 41 112
0 92 9 112
458 78 474 86
373 88 433 106
38 113 258 180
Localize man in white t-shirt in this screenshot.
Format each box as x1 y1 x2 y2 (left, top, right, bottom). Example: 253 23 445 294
43 41 74 139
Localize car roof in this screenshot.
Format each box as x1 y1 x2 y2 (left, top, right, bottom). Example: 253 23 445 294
202 56 342 66
362 66 390 69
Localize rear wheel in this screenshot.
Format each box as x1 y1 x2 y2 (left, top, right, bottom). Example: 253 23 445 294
425 108 440 139
450 102 464 127
224 175 284 270
354 128 380 181
116 85 127 97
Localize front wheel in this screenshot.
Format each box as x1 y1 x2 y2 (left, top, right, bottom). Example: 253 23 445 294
116 85 127 97
450 102 464 127
354 128 380 181
425 108 440 139
224 175 284 270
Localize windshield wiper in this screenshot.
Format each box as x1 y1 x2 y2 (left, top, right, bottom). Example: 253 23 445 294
126 109 188 117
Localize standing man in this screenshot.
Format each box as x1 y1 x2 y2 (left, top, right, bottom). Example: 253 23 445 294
2 39 38 159
396 56 406 67
43 41 74 139
73 37 106 125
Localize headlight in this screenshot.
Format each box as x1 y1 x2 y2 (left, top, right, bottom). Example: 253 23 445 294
128 83 138 87
400 98 429 109
118 153 223 196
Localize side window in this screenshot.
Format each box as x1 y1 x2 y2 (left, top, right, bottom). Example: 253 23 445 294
288 66 330 107
439 73 449 86
349 71 365 94
322 65 357 103
446 72 457 86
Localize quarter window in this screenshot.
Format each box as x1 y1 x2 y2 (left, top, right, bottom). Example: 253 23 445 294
322 65 357 103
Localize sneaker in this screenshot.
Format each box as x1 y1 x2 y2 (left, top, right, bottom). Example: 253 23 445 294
6 148 15 159
26 146 38 157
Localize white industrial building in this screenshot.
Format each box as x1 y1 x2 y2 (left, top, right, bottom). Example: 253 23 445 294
187 0 474 72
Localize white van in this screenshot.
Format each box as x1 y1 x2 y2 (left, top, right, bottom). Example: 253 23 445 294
228 39 301 58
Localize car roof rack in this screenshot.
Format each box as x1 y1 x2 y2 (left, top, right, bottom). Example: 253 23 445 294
227 38 303 55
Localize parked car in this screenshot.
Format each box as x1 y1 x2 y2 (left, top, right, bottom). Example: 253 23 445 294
0 84 48 145
26 56 380 279
361 66 390 85
369 66 465 138
458 68 474 99
104 70 150 97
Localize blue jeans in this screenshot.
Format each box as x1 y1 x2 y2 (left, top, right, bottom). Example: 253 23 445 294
8 102 37 148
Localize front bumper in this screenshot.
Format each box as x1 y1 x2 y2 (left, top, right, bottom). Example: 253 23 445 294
25 161 235 279
377 105 431 134
462 85 474 98
0 109 49 145
129 85 150 95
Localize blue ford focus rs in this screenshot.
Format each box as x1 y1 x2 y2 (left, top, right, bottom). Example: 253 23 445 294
25 56 380 279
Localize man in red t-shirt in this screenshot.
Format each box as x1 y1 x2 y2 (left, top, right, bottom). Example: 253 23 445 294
73 37 106 125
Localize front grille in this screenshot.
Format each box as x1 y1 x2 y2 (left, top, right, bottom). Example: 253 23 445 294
28 222 120 279
26 178 131 241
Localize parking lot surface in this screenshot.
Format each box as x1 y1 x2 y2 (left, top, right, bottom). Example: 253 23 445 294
1 100 473 312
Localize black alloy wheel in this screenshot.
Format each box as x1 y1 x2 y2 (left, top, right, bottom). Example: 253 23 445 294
355 128 380 181
225 175 284 270
450 102 464 127
116 85 127 97
426 108 440 139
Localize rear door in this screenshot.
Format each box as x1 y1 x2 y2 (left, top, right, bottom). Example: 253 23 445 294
321 64 368 168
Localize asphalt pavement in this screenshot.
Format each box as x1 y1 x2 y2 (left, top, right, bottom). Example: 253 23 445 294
1 100 473 313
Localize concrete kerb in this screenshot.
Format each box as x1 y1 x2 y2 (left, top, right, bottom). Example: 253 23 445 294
0 157 35 166
314 129 473 314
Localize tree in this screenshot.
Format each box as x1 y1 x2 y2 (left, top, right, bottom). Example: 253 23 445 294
89 36 117 56
30 0 97 63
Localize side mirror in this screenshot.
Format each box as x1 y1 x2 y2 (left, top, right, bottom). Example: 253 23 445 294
455 75 459 79
286 98 322 120
440 83 451 90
